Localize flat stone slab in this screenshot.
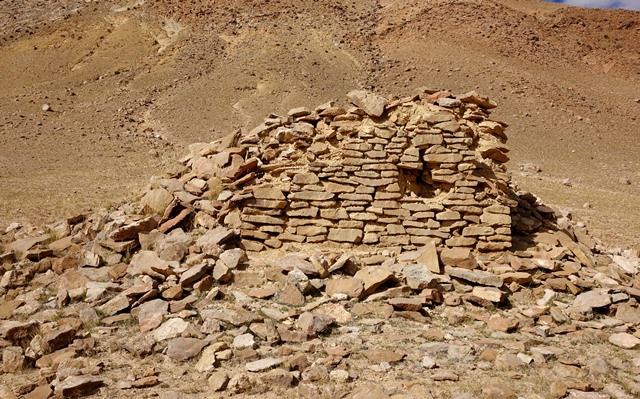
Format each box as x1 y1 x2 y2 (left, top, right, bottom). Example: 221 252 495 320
328 228 363 244
166 338 207 361
354 266 394 296
153 318 189 342
573 290 611 309
245 357 285 372
55 375 104 397
444 266 503 287
609 333 640 349
110 217 158 241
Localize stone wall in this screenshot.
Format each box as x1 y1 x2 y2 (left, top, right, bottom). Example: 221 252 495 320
185 90 517 253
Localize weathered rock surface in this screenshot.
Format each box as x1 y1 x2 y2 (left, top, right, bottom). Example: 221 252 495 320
54 376 104 398
609 333 640 349
166 338 208 361
245 357 285 372
346 90 387 117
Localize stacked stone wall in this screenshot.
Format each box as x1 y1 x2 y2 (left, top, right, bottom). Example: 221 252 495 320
190 91 517 253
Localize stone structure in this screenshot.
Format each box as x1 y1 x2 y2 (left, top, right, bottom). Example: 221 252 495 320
185 90 514 253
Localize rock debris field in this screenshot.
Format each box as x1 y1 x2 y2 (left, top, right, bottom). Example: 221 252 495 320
1 90 640 399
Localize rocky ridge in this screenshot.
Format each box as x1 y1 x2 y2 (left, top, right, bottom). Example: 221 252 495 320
1 91 640 398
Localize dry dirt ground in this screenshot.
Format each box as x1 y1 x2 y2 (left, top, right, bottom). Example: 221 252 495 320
1 0 639 250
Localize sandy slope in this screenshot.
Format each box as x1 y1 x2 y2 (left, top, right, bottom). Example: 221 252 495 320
0 0 639 249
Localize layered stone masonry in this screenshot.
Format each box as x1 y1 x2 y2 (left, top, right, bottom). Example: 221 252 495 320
191 91 516 253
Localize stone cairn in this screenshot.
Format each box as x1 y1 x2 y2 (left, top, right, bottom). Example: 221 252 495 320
0 90 638 397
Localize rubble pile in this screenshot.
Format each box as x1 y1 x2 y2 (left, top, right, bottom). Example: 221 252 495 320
0 90 639 398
